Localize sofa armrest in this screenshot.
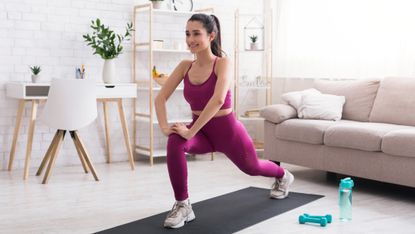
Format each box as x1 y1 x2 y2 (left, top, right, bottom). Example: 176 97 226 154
260 104 297 124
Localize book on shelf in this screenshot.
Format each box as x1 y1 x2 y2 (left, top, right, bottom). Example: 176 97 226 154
253 140 264 149
242 109 261 118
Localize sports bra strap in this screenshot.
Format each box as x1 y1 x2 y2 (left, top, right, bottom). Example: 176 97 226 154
185 57 218 77
185 61 195 76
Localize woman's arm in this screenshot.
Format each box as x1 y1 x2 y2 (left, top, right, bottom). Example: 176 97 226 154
174 57 232 139
155 60 191 136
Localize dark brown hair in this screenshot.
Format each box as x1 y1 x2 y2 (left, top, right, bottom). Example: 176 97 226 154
188 14 223 57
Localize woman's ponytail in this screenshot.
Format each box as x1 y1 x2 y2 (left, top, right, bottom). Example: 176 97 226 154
209 14 222 57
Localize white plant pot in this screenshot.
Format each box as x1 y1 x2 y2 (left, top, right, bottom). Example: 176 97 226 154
152 1 163 9
102 59 117 84
250 43 258 50
31 75 40 83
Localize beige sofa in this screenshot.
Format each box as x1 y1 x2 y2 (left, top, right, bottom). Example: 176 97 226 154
260 78 415 188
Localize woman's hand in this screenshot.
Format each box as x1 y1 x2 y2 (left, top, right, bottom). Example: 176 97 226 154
172 123 195 140
161 126 176 137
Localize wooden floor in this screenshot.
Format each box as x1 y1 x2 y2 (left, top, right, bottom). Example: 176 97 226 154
1 154 415 234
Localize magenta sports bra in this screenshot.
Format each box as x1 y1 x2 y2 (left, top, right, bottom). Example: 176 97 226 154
183 57 232 111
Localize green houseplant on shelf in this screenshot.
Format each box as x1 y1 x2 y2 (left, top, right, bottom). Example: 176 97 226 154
30 65 41 83
83 18 133 83
249 34 258 50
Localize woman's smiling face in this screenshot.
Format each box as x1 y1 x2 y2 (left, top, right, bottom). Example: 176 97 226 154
185 20 214 53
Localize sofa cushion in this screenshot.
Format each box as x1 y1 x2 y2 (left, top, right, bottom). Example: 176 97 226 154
275 119 345 145
324 122 408 152
281 88 321 110
298 93 345 121
369 77 415 126
314 79 380 122
260 104 297 124
382 129 415 158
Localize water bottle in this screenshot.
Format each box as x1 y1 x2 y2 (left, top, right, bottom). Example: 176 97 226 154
339 177 354 221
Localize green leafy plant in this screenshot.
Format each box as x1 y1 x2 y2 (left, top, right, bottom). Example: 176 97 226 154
83 18 134 60
249 35 258 43
30 66 41 75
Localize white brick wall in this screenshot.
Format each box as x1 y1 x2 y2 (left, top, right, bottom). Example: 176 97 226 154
0 0 263 170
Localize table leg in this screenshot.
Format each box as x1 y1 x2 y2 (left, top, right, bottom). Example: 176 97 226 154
102 101 112 163
23 100 38 180
117 99 135 170
8 100 25 171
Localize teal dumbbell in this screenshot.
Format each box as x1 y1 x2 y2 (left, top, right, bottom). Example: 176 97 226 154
298 214 327 227
303 213 332 223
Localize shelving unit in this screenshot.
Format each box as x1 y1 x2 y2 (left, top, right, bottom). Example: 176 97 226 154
135 48 192 53
132 4 213 165
233 9 273 151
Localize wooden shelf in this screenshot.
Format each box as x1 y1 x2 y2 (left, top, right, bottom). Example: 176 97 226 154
134 8 199 16
133 4 213 165
137 86 184 91
233 9 272 154
236 49 266 53
153 9 205 16
135 47 191 54
238 86 270 90
238 116 264 121
135 148 167 157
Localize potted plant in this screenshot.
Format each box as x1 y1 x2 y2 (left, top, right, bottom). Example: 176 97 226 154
30 65 41 83
249 35 258 50
83 18 133 83
149 0 164 9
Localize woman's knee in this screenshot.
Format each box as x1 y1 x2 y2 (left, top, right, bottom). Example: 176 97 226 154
167 134 187 150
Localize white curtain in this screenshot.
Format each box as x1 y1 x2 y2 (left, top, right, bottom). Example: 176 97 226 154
267 0 415 79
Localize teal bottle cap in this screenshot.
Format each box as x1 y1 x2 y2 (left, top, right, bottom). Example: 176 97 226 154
340 177 354 189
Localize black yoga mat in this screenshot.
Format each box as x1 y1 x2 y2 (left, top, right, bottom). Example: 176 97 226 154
96 187 323 234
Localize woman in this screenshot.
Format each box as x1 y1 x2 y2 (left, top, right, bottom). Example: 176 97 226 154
155 13 294 229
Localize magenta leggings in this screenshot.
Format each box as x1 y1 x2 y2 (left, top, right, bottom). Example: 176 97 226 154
167 112 285 201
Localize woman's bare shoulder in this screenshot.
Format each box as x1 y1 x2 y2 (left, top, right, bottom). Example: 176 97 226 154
215 56 232 72
174 59 193 77
180 59 193 67
217 56 231 65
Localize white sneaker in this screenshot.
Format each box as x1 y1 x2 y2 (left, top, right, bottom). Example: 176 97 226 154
164 200 196 229
270 169 295 199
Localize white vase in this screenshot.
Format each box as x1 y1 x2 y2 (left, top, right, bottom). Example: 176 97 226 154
102 59 117 84
31 75 40 83
250 43 258 50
